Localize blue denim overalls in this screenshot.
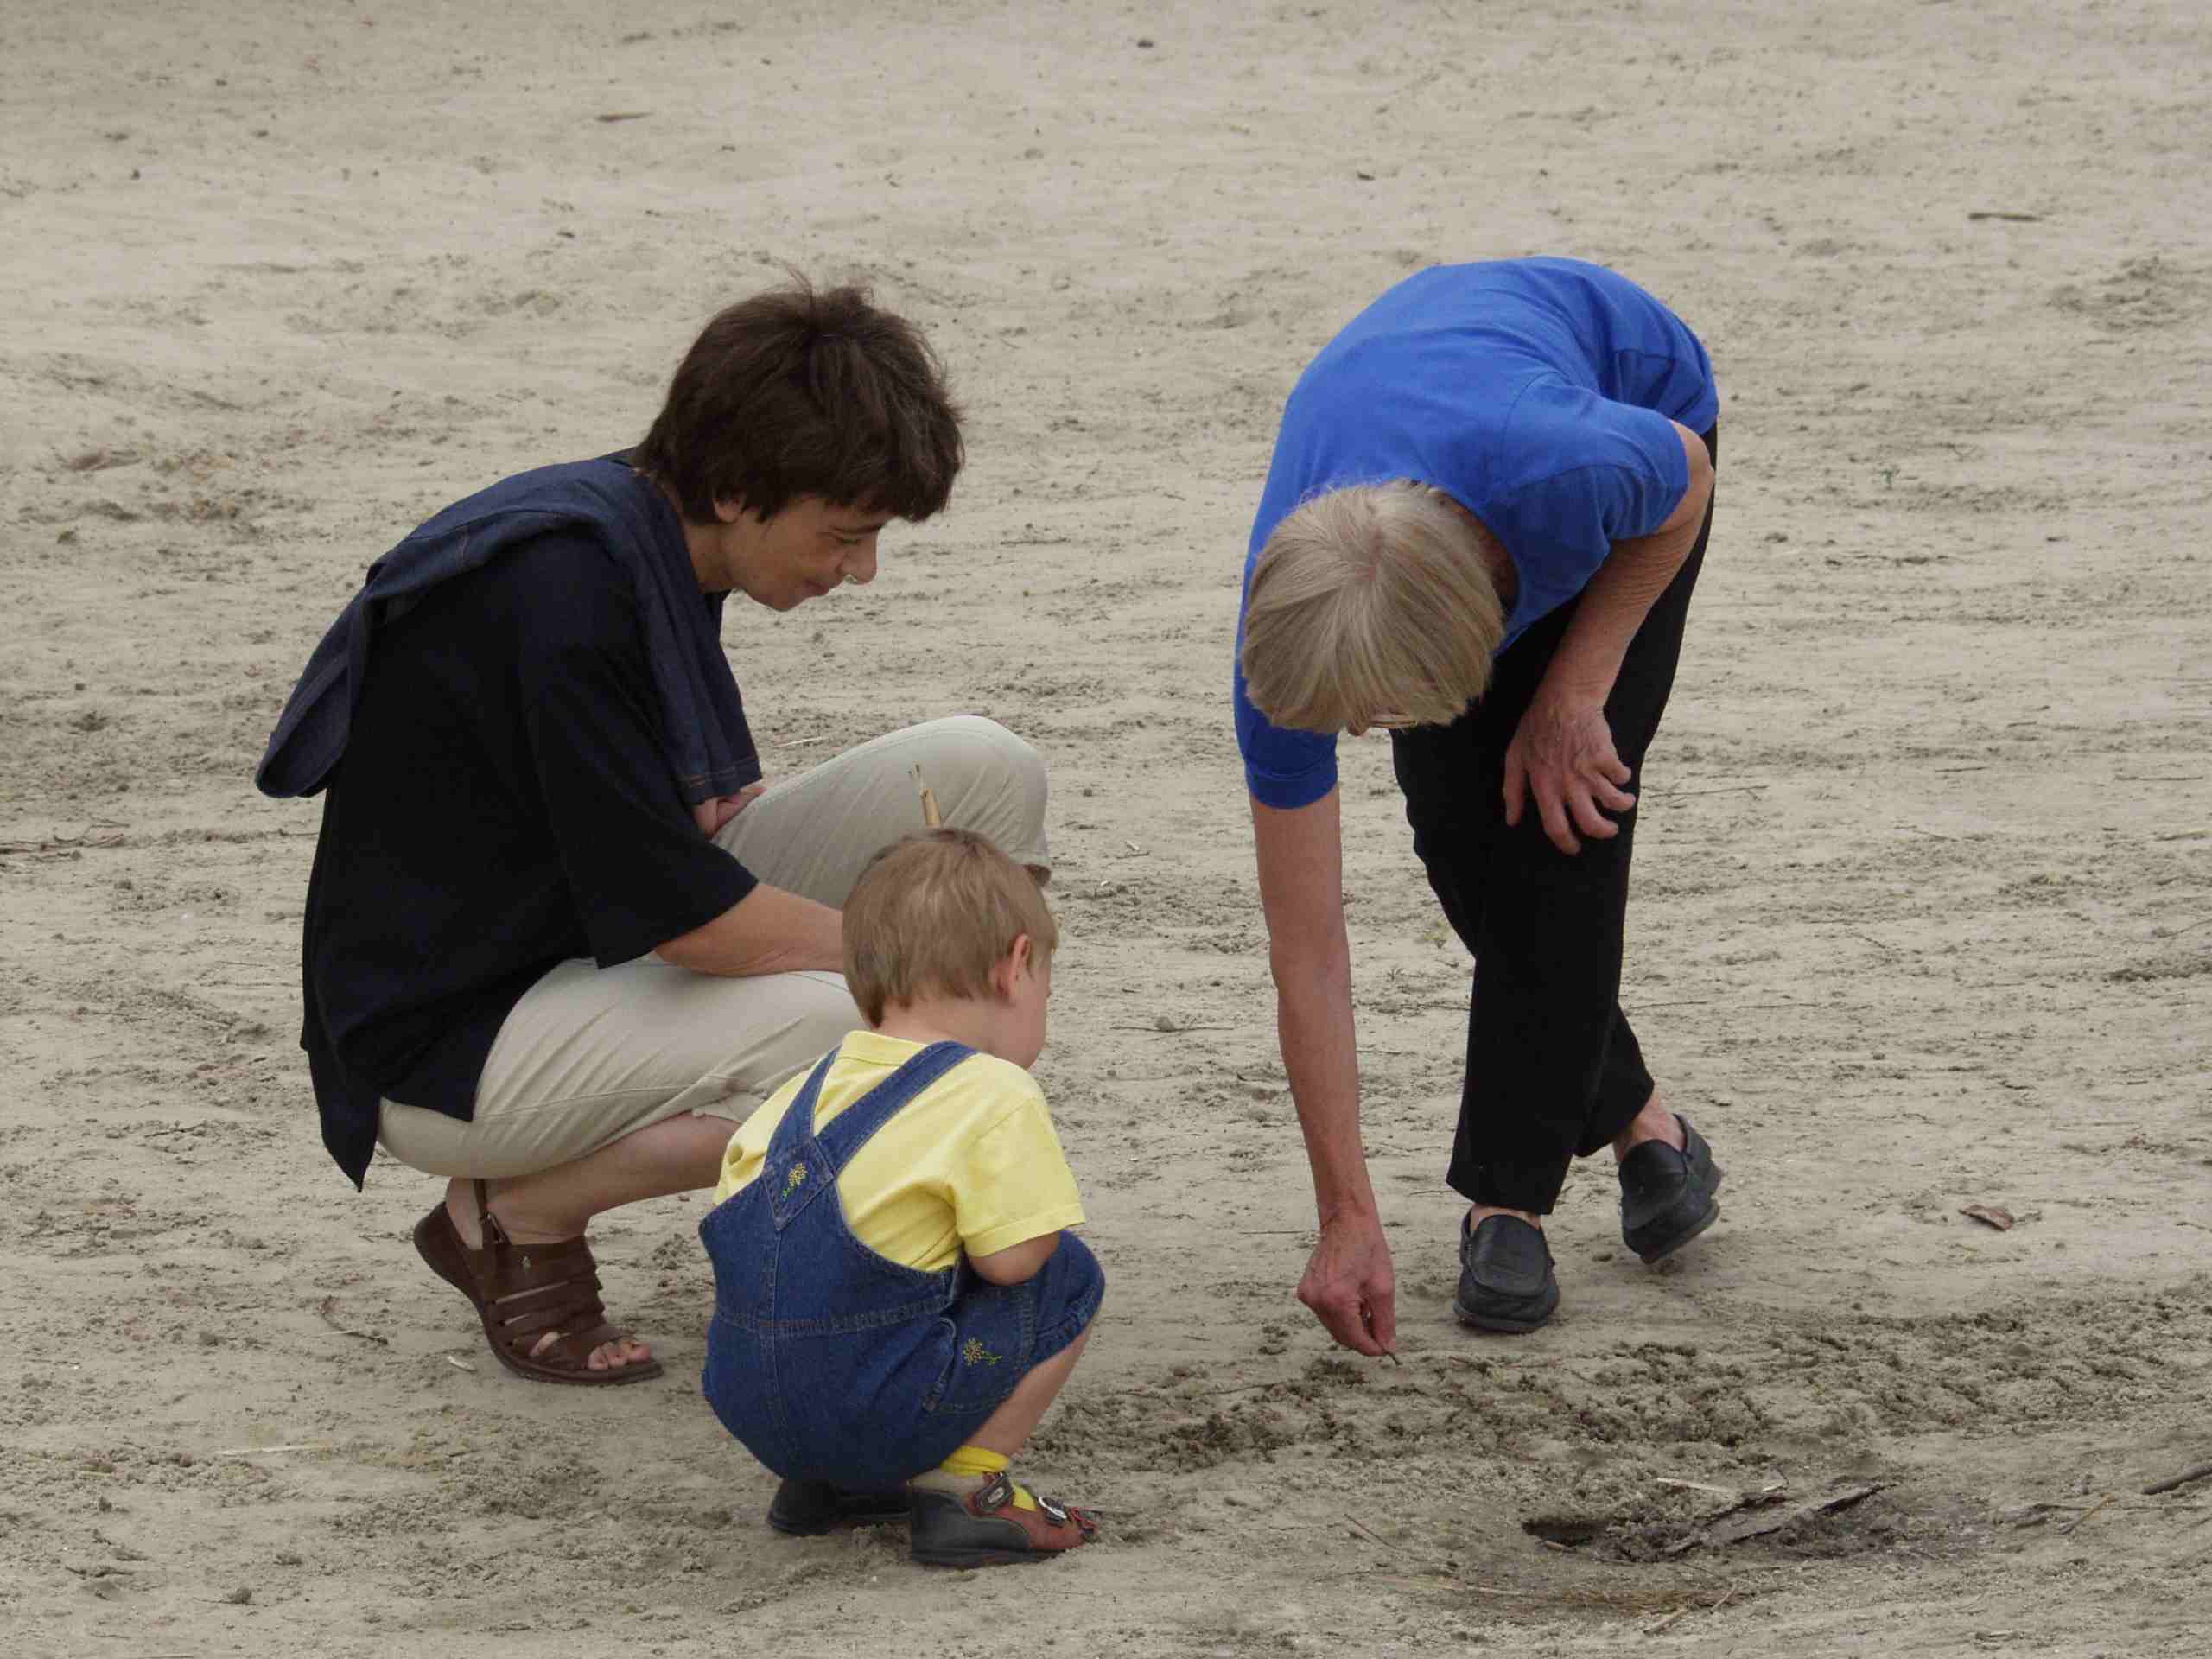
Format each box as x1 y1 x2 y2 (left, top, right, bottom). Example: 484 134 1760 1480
700 1041 1103 1489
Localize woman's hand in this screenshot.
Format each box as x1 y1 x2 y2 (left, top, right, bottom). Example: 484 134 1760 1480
1503 690 1636 855
691 781 768 838
1504 420 1710 858
1297 1210 1398 1357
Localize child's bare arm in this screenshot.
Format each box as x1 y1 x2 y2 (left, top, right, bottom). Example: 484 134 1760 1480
968 1231 1061 1286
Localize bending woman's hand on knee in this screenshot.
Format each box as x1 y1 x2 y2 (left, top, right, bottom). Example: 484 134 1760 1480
1503 690 1637 856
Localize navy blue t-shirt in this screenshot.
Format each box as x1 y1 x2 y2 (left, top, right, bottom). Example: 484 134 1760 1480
302 532 758 1187
1234 257 1719 810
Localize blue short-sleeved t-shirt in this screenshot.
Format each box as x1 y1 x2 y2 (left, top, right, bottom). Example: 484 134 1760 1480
1234 257 1718 810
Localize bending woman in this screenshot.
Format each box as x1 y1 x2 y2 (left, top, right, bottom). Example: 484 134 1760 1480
1236 257 1722 1345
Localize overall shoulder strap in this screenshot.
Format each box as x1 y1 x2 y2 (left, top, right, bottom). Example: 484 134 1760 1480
766 1052 838 1163
769 1043 976 1229
811 1041 978 1172
769 1044 977 1238
762 1050 843 1231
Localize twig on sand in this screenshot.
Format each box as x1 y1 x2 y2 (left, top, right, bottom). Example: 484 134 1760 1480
315 1294 389 1344
1653 785 1768 799
2061 1494 2115 1535
1344 1512 1389 1548
2145 1461 2212 1497
211 1442 331 1458
1645 1583 1739 1636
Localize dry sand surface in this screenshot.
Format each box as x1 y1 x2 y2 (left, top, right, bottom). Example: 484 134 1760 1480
4 1 2210 1654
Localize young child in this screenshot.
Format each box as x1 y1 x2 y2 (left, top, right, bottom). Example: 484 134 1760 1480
700 827 1103 1567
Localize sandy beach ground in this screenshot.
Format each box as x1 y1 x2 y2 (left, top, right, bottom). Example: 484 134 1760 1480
3 2 2209 1653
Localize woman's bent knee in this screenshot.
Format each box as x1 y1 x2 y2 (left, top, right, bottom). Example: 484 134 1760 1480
920 715 1049 870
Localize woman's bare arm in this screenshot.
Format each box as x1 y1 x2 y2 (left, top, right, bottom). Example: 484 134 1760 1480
1250 787 1397 1356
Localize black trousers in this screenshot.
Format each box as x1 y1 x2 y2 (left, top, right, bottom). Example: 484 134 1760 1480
1390 426 1717 1215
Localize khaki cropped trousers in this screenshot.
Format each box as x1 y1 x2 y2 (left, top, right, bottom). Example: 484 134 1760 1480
377 715 1048 1179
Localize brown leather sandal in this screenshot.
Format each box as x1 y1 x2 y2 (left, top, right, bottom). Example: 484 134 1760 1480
411 1180 664 1386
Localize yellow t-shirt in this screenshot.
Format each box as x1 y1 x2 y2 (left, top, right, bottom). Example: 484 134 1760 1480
715 1030 1085 1273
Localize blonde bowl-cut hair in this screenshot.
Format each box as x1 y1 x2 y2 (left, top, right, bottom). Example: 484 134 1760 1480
842 827 1060 1027
1240 482 1507 733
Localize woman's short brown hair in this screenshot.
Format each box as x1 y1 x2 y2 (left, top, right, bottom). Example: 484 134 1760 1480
1240 482 1506 732
636 278 963 524
842 829 1058 1026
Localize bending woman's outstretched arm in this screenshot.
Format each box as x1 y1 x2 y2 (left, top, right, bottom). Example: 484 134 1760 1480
1250 787 1397 1357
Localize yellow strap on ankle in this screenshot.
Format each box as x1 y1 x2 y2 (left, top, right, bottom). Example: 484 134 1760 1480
938 1446 1038 1510
939 1445 1010 1478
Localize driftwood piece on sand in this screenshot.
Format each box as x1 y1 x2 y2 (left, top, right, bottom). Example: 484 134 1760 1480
1667 1483 1881 1554
2144 1461 2212 1497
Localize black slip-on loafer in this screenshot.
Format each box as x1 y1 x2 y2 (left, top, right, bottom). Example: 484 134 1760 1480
1452 1213 1560 1333
766 1478 910 1536
1618 1113 1725 1263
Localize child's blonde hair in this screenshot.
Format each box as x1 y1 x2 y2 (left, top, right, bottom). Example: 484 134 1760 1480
842 828 1059 1025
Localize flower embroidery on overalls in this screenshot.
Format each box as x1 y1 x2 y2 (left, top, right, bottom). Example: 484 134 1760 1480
785 1163 808 1193
962 1338 1002 1366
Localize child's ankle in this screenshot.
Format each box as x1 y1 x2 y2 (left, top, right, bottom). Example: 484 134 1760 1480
912 1446 1039 1512
909 1465 988 1497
